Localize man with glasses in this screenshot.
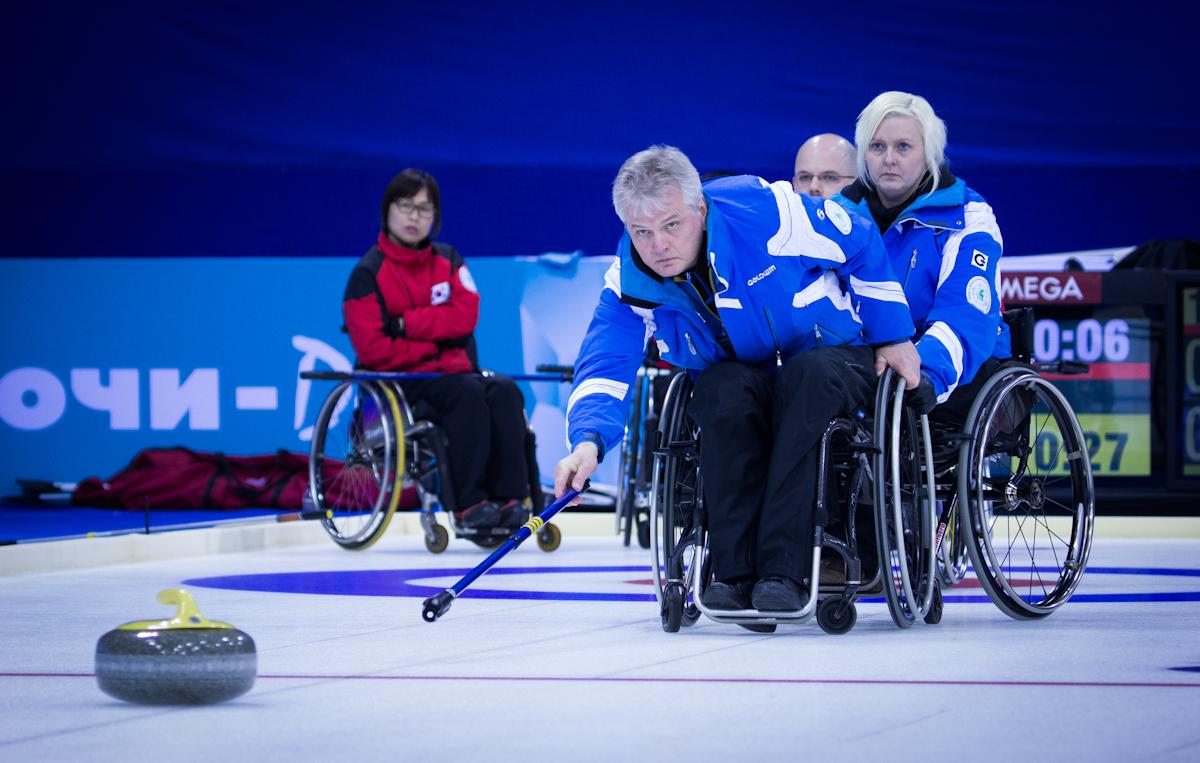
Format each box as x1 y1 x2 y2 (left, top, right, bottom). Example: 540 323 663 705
793 133 857 199
555 145 919 616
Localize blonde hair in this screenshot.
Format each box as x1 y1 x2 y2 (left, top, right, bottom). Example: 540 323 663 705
855 91 947 193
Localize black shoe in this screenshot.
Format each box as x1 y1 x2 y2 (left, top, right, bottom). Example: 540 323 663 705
496 500 529 529
819 557 846 585
455 500 502 530
752 577 806 611
702 581 752 611
738 622 778 634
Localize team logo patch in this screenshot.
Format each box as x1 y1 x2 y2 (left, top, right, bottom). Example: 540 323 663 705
824 199 852 235
971 249 989 270
430 281 451 305
457 265 477 293
966 275 992 314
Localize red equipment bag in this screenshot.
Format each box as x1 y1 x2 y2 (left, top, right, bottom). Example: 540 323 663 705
73 447 316 510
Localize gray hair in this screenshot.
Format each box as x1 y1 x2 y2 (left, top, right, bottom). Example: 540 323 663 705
855 91 948 194
612 145 703 224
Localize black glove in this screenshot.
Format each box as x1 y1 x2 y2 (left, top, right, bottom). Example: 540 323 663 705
382 314 406 338
904 372 937 415
435 334 472 350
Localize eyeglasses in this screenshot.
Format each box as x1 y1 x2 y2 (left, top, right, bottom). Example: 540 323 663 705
394 200 435 218
795 172 856 186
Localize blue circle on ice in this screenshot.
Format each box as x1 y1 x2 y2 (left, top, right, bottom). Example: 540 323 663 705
183 565 1200 604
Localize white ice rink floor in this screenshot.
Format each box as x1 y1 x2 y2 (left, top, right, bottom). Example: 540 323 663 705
2 527 1198 761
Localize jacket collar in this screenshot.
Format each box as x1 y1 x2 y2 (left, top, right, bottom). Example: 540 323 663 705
377 231 432 262
842 170 965 231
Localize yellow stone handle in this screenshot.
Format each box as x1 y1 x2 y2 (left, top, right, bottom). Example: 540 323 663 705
117 588 234 631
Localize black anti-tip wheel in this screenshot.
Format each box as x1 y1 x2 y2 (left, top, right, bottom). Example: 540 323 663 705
923 581 944 625
636 515 651 549
661 584 684 633
424 524 449 554
536 523 562 552
816 597 858 635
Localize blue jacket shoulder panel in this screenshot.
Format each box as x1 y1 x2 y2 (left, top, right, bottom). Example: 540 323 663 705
566 176 915 454
845 180 1010 400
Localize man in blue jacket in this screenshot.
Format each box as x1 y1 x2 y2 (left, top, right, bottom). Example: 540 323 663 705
554 145 919 612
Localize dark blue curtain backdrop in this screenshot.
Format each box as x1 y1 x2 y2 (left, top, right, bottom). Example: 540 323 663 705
2 1 1196 261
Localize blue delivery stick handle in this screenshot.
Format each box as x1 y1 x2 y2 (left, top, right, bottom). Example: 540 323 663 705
421 484 587 623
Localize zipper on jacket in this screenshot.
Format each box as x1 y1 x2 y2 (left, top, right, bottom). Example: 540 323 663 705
903 249 918 288
763 310 783 367
683 331 709 365
814 321 854 345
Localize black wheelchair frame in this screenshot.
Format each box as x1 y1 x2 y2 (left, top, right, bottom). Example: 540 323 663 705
649 310 1097 633
304 372 559 554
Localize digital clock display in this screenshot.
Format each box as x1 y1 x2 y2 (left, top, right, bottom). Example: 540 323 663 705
1032 315 1151 476
1180 287 1200 478
1034 318 1132 363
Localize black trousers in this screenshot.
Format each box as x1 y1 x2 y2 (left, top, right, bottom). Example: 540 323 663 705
398 375 529 509
688 345 876 585
929 356 1007 427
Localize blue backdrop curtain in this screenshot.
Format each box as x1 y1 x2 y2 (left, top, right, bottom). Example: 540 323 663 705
2 0 1196 262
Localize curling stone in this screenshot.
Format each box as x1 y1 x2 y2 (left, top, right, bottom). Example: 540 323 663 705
95 589 256 705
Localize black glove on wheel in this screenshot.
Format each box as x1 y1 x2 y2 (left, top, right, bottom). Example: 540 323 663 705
904 372 937 415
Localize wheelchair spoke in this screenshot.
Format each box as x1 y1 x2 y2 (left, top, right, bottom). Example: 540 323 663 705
1035 514 1067 573
1013 518 1052 599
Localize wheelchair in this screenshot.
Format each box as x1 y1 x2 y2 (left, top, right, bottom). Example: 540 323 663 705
614 362 680 549
648 359 936 633
649 311 1096 633
929 310 1097 620
305 373 559 554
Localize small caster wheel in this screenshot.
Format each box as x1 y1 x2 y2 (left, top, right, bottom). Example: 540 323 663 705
817 597 857 635
424 524 449 554
661 583 684 633
536 523 562 552
924 582 944 625
681 602 701 627
636 514 651 549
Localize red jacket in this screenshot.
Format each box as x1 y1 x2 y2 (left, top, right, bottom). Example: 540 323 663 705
342 233 480 372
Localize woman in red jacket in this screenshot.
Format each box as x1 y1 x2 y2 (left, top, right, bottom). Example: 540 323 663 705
342 169 529 532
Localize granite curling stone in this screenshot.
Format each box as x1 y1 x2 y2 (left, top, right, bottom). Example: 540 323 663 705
95 589 256 705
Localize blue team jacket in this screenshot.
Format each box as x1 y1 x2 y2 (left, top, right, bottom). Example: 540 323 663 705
566 175 915 457
840 178 1011 402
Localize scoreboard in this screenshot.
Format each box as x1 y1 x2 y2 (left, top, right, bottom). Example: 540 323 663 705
1001 269 1199 512
1170 280 1200 485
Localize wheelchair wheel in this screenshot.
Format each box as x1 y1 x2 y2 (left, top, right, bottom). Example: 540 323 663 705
424 524 449 554
938 496 970 587
816 596 857 635
615 369 646 544
923 580 944 624
661 583 685 633
309 380 404 550
536 523 562 552
649 373 702 619
960 368 1095 619
872 370 938 628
